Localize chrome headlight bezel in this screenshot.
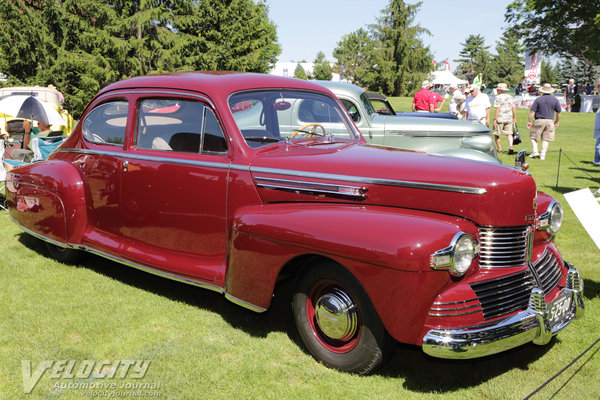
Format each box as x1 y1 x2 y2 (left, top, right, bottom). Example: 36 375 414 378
430 232 478 277
538 200 563 235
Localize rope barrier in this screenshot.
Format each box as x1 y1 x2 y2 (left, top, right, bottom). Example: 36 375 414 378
523 336 600 399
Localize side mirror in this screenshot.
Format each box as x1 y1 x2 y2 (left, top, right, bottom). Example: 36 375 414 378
515 149 529 171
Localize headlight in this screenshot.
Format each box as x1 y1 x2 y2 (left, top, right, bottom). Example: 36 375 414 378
430 233 476 277
538 200 563 235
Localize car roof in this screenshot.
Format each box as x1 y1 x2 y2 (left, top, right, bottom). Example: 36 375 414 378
313 80 366 99
99 72 333 98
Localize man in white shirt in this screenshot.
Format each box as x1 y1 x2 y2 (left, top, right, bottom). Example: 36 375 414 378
448 84 465 119
464 85 491 127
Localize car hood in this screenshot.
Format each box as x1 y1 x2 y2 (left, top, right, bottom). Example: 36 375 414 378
372 114 490 136
249 142 537 227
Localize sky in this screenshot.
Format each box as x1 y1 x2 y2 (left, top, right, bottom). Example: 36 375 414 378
267 0 514 70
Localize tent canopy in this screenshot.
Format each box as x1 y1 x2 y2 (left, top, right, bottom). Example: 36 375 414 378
430 70 467 86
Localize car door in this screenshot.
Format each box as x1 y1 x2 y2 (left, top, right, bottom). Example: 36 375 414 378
120 94 230 282
338 97 383 144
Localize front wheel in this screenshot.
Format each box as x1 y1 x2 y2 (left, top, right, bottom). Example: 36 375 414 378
292 261 395 375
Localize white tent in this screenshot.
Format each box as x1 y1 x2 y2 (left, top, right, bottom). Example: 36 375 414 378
430 70 467 86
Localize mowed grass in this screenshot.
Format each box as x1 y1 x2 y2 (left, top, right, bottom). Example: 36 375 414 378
1 99 599 399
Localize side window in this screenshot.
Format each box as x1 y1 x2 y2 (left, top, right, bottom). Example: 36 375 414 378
136 99 203 153
82 101 128 145
202 109 227 153
341 99 361 123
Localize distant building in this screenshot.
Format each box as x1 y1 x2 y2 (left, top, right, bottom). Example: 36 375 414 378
270 62 344 82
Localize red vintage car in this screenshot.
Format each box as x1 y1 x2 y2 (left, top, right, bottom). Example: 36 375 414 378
5 72 584 374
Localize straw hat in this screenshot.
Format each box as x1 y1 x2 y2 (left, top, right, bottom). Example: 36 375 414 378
539 83 556 94
496 83 508 91
421 80 431 88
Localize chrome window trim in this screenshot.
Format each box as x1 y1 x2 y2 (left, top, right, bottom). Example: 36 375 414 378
55 148 487 194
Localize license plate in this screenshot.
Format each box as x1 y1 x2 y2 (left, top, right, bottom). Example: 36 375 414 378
548 292 573 326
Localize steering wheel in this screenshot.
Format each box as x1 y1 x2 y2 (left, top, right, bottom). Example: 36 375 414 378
290 123 326 139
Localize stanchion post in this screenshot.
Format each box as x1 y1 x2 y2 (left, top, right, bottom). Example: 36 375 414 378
555 148 562 189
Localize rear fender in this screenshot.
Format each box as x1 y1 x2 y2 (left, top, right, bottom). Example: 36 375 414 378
7 160 87 245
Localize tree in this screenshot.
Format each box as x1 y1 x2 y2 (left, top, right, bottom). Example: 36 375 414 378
333 28 377 85
0 0 281 118
488 31 524 88
505 0 600 65
312 51 332 81
294 63 307 80
539 60 558 86
454 34 492 80
370 0 433 96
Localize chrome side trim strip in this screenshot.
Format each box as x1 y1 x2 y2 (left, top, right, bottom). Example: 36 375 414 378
433 298 479 306
250 166 486 195
56 148 232 171
55 148 486 194
224 293 267 313
255 176 367 199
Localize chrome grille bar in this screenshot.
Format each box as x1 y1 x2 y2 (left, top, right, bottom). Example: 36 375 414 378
479 226 529 268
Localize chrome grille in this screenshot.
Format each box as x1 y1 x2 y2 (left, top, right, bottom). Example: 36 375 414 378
479 226 529 268
470 270 534 320
533 250 562 294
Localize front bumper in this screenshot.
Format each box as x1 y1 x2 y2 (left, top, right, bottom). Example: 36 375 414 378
422 265 584 359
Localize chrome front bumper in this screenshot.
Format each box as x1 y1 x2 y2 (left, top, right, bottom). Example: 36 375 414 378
422 266 584 359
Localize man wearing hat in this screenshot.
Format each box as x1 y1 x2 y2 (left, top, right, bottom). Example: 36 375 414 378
464 85 491 126
448 84 466 119
526 83 561 160
493 83 517 154
412 80 434 112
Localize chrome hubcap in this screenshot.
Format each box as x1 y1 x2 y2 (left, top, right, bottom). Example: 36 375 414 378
314 288 358 341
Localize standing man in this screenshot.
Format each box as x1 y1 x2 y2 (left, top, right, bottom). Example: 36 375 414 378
412 81 434 112
493 83 517 154
448 84 465 119
526 83 561 160
593 78 600 166
564 79 577 112
464 85 491 126
430 87 445 112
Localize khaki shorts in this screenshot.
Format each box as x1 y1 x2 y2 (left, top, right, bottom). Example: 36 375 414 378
530 119 555 141
493 121 512 136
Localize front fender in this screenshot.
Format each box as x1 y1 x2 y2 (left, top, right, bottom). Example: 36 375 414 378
225 203 478 312
7 160 87 245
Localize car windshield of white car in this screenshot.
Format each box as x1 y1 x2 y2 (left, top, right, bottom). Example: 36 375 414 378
229 90 360 148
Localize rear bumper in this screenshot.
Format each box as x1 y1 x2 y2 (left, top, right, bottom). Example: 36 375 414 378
422 265 584 359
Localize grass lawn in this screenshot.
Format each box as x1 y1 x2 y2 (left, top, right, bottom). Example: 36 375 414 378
1 101 599 399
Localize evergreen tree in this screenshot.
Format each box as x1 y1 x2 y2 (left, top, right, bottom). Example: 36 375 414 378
370 0 433 96
294 63 307 80
454 34 492 80
312 51 333 81
489 31 524 88
0 0 281 118
539 60 558 86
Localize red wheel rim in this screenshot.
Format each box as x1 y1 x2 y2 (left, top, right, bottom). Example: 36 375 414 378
305 279 361 353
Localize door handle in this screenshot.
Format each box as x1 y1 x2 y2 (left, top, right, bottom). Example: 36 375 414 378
123 160 128 173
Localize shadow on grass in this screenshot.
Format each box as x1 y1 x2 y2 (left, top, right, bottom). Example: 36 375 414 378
583 278 600 299
17 232 561 390
16 232 302 344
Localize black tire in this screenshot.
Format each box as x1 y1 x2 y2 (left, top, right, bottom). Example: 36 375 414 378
292 261 395 375
45 242 84 264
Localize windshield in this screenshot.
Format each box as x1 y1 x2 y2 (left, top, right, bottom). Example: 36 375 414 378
360 92 377 117
229 90 360 148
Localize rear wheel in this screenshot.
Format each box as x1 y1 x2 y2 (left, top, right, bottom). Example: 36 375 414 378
292 261 395 375
45 242 84 264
